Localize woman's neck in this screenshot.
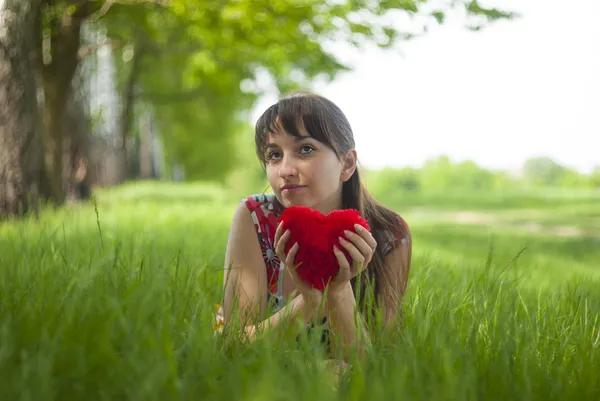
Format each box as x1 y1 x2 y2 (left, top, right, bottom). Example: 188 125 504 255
313 191 344 215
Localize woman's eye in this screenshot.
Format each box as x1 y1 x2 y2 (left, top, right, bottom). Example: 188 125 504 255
266 146 313 161
300 145 315 154
267 151 282 160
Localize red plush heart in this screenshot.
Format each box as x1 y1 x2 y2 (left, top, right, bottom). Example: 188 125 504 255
277 206 371 291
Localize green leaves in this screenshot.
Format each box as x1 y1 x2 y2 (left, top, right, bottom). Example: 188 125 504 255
466 0 518 21
432 11 445 24
91 0 515 180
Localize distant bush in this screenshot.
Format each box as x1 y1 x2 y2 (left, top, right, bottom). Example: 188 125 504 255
420 157 498 192
591 168 600 188
364 167 420 195
364 155 599 200
522 157 567 186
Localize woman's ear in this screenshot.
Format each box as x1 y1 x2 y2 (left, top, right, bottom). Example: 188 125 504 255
340 149 358 182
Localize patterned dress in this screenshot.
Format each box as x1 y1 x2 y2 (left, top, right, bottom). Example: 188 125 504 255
213 193 409 334
242 194 287 310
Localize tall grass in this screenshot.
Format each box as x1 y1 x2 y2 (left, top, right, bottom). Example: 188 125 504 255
0 182 599 400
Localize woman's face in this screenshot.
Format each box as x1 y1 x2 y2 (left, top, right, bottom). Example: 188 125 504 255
264 127 354 215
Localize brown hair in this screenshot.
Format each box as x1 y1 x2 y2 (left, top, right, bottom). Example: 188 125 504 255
254 91 411 324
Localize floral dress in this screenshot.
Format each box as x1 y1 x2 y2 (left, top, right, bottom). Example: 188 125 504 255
241 194 287 309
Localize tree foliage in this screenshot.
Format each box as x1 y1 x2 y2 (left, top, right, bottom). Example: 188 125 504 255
365 156 600 200
522 157 568 187
98 0 516 180
1 0 516 217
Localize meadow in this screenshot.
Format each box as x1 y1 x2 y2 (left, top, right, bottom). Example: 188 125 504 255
1 181 599 400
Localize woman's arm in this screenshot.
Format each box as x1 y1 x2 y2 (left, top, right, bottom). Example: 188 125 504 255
222 201 269 325
222 202 320 342
326 223 412 356
324 225 378 358
242 292 320 341
326 282 371 358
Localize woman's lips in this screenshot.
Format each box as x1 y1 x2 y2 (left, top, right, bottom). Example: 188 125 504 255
282 185 305 194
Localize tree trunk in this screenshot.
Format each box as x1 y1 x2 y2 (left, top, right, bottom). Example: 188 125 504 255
39 1 89 206
118 41 144 183
64 80 92 202
0 0 44 219
41 76 68 204
138 112 152 179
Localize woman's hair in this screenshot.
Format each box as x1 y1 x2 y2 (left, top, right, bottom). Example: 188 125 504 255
254 91 411 323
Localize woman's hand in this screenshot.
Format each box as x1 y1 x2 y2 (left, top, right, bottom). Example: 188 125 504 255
329 224 377 295
274 223 323 311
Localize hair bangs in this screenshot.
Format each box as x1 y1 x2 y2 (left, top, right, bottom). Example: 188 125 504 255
255 94 338 164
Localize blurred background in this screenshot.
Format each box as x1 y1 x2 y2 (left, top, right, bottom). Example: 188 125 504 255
1 0 599 223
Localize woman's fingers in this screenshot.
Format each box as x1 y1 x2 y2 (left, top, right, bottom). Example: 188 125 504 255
333 245 351 281
338 237 365 275
274 222 284 247
341 226 377 265
275 229 291 260
286 245 311 291
340 232 369 262
286 241 299 266
354 224 378 251
284 245 324 307
285 243 301 285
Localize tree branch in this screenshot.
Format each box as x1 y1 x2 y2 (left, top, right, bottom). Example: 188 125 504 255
78 39 124 60
88 0 117 22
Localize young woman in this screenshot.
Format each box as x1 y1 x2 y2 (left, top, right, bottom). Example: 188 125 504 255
217 92 412 356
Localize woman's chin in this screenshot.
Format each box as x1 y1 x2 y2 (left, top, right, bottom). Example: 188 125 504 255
283 200 305 208
279 196 310 209
276 191 322 211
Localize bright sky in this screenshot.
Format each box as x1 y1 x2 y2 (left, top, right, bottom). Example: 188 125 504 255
251 0 600 174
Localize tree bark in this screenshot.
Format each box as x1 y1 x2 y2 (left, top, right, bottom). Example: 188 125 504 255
0 0 44 219
39 1 89 205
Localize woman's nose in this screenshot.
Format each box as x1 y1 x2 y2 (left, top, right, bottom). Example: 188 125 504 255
278 155 299 178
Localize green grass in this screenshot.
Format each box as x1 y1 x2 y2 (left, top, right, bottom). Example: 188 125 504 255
1 181 599 400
